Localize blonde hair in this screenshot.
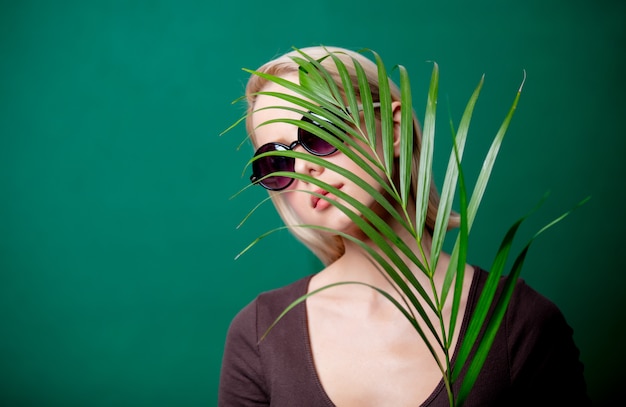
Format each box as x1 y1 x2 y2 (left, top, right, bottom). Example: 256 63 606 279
245 46 459 265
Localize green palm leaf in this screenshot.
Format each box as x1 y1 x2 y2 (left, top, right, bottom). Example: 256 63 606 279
368 49 395 173
225 47 587 406
416 62 439 244
398 64 414 207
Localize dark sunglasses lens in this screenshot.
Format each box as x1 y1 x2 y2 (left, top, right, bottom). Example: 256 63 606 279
252 144 295 190
299 128 336 155
299 115 339 156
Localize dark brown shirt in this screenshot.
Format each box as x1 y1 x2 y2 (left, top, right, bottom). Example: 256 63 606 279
219 267 590 406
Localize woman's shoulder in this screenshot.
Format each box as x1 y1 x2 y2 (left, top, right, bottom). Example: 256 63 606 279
468 267 590 404
470 267 573 355
256 274 314 309
472 267 562 322
506 275 565 330
228 274 314 335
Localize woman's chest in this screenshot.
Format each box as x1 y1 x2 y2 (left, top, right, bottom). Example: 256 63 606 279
307 308 447 406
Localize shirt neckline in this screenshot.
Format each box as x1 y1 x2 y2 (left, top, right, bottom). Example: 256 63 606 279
299 266 482 407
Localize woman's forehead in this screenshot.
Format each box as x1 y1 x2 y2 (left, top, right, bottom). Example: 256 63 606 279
253 73 300 108
251 74 306 127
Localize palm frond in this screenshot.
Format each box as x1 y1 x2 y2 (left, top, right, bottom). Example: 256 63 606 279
223 48 587 406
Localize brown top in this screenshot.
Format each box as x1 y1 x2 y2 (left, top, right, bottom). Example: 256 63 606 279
218 267 590 406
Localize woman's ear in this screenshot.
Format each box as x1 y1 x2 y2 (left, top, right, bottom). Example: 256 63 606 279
391 101 403 157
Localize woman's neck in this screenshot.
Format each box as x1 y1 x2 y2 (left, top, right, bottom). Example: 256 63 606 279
335 220 450 288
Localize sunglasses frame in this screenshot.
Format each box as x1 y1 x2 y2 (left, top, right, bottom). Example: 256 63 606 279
249 111 342 191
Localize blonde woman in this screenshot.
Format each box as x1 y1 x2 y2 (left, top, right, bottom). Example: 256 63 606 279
218 46 589 406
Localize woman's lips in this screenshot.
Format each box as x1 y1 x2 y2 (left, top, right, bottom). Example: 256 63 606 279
311 184 342 210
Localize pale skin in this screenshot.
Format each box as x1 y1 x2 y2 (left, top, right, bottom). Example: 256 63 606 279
252 74 475 407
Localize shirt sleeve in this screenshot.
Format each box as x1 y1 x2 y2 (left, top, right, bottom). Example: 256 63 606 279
218 300 270 407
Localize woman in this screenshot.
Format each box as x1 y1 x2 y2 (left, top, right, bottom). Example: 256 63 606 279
218 46 590 406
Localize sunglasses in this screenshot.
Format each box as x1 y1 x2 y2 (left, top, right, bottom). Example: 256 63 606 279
249 103 382 191
249 111 342 191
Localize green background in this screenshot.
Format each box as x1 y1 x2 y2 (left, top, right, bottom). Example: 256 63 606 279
1 0 624 405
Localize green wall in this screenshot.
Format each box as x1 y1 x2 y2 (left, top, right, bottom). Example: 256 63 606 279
1 0 624 405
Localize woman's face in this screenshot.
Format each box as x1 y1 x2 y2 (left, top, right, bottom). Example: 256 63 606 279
251 74 391 236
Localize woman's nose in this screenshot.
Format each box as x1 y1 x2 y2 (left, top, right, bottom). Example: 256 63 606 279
293 146 324 182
